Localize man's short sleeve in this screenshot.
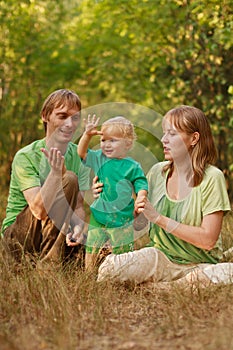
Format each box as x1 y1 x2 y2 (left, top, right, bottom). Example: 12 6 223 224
12 152 41 191
77 162 91 191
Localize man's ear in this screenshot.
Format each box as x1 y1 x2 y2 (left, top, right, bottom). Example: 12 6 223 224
41 113 48 123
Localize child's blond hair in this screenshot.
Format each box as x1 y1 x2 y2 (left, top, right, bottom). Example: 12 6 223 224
101 116 136 143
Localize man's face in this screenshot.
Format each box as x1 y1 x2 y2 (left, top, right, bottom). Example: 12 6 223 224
42 105 81 144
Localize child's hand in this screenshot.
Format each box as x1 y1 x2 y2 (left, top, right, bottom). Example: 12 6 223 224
84 114 102 136
134 190 147 213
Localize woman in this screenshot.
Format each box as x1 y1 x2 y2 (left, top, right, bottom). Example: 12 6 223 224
95 105 232 285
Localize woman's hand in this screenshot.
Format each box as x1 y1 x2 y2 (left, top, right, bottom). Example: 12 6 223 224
92 175 103 198
135 196 160 224
143 200 161 223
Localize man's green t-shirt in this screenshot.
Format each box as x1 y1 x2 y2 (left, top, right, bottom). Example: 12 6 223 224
147 162 231 264
1 139 90 234
84 149 148 228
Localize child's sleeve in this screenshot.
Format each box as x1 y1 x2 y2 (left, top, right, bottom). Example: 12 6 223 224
132 163 148 194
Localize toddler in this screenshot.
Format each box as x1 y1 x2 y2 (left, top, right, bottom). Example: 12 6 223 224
78 115 148 270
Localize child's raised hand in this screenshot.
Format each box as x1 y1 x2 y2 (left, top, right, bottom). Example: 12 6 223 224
84 114 102 136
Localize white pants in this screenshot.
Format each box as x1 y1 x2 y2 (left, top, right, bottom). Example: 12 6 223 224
97 247 233 285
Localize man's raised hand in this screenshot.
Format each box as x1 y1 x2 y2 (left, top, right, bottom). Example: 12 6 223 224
41 147 66 175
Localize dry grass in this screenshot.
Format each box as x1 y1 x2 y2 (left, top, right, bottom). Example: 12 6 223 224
0 250 233 350
0 191 233 350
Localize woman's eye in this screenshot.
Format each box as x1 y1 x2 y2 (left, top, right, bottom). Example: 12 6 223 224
167 130 177 136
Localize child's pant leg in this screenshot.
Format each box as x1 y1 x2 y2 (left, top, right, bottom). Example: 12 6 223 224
85 215 108 254
109 225 134 254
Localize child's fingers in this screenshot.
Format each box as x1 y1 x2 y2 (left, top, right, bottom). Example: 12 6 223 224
95 116 100 126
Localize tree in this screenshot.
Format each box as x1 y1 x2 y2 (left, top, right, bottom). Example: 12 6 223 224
1 0 232 200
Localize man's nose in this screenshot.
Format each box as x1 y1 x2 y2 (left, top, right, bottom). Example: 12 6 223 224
64 116 72 127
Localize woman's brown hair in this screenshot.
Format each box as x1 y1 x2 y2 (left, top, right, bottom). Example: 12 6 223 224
163 105 217 186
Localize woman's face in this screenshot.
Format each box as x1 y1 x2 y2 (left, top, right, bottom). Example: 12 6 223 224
161 118 196 162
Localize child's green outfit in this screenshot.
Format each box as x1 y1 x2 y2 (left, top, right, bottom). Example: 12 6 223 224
83 149 148 254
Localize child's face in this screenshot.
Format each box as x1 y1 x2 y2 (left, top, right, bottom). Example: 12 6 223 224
100 128 132 159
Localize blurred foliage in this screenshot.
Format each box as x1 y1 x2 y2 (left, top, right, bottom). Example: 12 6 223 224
0 0 233 199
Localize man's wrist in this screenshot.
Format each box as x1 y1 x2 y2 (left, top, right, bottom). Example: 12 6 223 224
73 222 84 232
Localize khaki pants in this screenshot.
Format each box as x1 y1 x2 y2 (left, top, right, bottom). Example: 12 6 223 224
3 171 82 264
97 247 233 285
97 247 198 284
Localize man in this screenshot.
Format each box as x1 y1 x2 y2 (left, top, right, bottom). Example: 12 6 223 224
1 89 90 267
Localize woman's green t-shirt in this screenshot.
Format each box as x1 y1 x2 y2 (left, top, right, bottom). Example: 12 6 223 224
147 162 231 264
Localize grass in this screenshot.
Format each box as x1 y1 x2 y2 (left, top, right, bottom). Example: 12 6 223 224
0 191 233 350
1 255 233 350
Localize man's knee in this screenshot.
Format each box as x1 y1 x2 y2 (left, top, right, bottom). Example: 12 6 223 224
63 171 79 190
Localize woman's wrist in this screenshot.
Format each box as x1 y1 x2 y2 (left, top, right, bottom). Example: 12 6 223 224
154 214 161 225
155 214 180 233
166 218 180 233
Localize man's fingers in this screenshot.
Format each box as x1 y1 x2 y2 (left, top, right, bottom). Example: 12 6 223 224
42 147 64 171
40 148 49 158
92 175 99 185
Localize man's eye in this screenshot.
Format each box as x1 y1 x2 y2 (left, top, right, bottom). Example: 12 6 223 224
72 116 80 121
72 113 81 121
